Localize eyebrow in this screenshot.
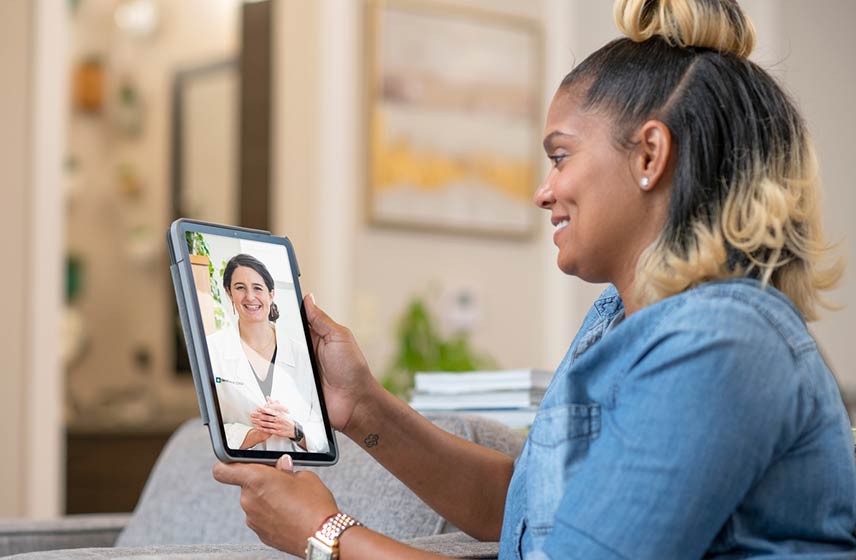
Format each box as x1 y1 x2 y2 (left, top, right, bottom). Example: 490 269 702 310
542 131 576 151
233 281 265 288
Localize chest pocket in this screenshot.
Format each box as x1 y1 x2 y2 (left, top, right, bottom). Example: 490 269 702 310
524 403 600 534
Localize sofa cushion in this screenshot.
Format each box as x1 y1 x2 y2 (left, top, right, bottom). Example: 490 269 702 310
117 414 524 547
6 532 498 559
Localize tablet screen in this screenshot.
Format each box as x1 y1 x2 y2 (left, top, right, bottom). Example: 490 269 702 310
185 230 330 455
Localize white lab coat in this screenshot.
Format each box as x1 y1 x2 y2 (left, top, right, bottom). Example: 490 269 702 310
206 324 328 453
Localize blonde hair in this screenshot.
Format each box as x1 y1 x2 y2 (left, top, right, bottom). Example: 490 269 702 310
614 0 756 58
562 0 841 321
635 139 843 321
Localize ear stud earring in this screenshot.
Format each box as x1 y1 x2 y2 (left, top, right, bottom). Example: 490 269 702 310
640 177 650 187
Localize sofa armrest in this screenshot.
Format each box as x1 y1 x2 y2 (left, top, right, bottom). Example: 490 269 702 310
0 513 130 556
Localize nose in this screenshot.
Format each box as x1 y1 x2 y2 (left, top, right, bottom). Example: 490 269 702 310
533 177 555 209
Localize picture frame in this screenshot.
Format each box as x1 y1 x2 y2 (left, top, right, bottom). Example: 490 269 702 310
365 0 543 238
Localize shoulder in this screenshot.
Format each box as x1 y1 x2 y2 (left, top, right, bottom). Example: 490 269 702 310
274 328 303 353
618 279 816 408
636 279 811 360
206 327 240 356
207 326 237 344
274 328 308 365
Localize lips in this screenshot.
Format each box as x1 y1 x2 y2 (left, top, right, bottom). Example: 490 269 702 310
551 216 570 246
243 303 262 312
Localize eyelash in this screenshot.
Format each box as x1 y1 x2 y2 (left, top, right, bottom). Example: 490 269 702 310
548 154 567 168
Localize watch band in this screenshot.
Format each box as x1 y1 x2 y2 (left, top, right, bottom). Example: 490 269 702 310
316 512 362 544
305 513 362 560
290 420 304 442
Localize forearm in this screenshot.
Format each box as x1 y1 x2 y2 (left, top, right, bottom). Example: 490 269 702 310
340 526 451 560
343 387 513 540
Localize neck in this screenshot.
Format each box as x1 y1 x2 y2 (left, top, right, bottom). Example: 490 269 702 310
612 241 648 318
238 321 273 349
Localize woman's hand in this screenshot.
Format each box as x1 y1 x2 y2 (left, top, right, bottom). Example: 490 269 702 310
213 456 337 555
304 294 382 432
251 398 297 439
241 428 272 449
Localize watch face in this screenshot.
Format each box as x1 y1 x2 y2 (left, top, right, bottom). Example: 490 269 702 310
306 538 333 560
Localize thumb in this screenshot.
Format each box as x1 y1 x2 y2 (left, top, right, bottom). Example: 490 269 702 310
304 294 337 337
276 454 294 472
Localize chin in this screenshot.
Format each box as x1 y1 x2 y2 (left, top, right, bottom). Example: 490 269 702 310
556 253 577 276
557 254 601 282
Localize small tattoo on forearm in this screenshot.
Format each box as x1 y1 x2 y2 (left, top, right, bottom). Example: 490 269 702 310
364 433 379 448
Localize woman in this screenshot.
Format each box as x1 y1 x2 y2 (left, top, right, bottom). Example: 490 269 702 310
214 1 856 558
206 253 328 453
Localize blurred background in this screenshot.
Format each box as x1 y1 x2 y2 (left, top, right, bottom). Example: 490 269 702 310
1 0 854 519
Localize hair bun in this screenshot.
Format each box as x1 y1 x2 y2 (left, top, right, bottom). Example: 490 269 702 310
614 0 756 58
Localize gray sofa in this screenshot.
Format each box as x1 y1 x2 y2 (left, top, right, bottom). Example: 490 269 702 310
0 414 526 559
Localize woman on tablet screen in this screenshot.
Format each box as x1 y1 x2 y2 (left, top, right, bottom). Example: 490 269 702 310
214 1 856 558
206 254 327 453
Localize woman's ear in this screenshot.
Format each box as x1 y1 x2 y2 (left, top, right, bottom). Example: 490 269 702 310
633 120 672 192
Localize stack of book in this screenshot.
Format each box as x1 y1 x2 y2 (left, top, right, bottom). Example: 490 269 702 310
409 369 552 429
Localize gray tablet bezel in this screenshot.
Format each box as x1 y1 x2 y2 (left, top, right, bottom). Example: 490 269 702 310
168 218 339 465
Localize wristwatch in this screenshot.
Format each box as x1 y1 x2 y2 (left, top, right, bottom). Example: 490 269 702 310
290 420 304 442
305 512 362 560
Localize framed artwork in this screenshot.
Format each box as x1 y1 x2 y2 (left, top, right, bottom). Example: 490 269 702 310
365 0 543 238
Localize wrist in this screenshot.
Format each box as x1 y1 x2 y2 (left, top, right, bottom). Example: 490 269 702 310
290 420 304 442
305 512 362 560
342 381 387 441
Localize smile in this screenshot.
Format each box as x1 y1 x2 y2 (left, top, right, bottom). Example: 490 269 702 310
555 219 569 231
243 304 262 311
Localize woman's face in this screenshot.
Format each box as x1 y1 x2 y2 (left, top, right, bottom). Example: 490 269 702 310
535 88 663 284
227 266 274 324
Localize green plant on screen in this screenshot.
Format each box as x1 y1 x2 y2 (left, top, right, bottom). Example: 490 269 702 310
185 232 228 330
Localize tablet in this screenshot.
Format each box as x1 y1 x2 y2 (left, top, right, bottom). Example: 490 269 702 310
168 219 338 465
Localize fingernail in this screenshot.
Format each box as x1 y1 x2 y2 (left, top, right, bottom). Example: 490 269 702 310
277 454 294 472
308 293 316 305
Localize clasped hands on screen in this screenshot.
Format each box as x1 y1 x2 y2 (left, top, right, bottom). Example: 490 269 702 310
250 397 298 439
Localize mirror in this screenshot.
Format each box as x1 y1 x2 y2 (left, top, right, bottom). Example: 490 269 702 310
171 59 240 224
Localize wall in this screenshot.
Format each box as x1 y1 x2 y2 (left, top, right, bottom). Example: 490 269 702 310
777 0 856 396
0 0 65 518
0 0 32 517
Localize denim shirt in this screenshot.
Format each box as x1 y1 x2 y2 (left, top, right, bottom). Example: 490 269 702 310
499 279 856 559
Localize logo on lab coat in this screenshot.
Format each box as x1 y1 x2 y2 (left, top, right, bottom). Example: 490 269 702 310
215 376 243 386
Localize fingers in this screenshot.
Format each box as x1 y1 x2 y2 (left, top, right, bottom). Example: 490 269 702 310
265 402 290 414
304 293 338 338
251 410 292 424
257 401 290 414
213 461 263 487
276 454 294 472
254 419 285 430
265 396 283 406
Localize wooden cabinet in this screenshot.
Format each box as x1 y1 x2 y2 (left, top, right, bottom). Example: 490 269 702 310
65 427 176 514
